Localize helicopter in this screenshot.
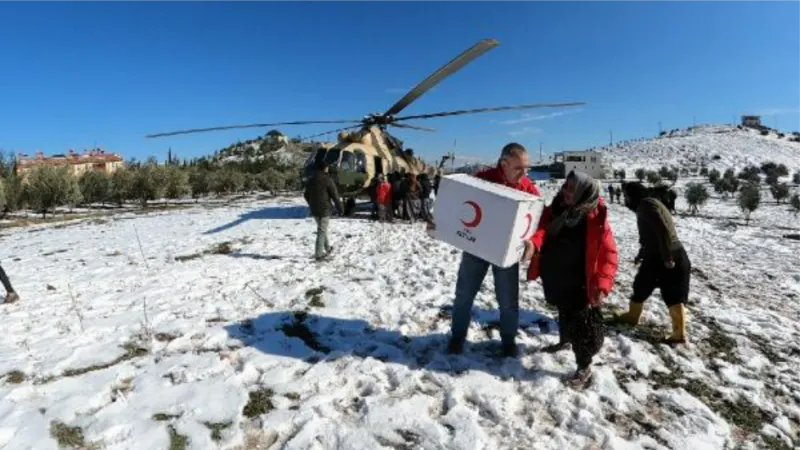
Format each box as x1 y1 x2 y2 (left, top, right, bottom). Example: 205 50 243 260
145 38 584 215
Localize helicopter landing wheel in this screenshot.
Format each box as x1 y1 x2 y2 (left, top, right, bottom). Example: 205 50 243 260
343 197 356 216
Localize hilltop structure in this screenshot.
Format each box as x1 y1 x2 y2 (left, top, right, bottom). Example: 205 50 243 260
16 148 124 177
554 150 607 179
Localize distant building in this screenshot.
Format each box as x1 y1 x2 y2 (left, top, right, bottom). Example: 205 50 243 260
554 150 607 179
16 148 124 178
741 115 762 129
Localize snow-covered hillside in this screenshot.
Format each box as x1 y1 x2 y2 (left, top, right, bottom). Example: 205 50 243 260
602 125 800 173
1 182 799 449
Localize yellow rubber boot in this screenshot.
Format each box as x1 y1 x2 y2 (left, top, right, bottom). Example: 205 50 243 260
664 304 687 344
615 302 644 326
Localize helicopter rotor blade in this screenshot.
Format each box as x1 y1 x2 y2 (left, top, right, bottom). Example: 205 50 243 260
145 120 363 138
390 123 437 132
302 125 364 141
383 38 499 117
393 102 586 122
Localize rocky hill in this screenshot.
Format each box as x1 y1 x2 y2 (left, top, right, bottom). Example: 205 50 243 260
212 130 325 167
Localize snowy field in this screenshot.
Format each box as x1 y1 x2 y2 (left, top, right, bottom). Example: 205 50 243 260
1 175 800 449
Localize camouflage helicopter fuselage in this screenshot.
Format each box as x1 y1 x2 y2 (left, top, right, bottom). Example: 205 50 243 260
302 125 441 208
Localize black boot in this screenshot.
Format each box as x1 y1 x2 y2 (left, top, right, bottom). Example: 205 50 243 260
447 337 464 355
501 341 518 358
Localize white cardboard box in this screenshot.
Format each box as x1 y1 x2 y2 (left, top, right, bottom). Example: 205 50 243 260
430 173 544 268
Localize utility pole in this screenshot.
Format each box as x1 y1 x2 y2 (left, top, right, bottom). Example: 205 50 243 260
609 130 613 146
539 141 543 164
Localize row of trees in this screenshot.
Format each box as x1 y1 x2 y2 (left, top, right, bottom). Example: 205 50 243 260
611 166 682 186
681 161 800 223
0 155 303 218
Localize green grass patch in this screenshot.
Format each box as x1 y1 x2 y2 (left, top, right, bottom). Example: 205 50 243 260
167 425 189 450
4 370 26 384
305 287 325 308
152 413 182 422
203 422 232 442
60 342 147 378
242 388 275 418
49 421 85 449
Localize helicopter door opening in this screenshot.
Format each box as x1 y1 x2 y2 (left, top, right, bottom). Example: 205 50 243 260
374 156 384 175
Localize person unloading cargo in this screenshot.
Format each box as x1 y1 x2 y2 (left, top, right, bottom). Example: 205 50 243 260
445 143 541 358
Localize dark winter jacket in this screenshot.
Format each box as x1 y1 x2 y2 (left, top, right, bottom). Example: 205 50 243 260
649 185 677 214
419 175 432 199
636 197 682 263
528 197 618 307
396 177 409 200
367 177 379 204
303 170 343 218
407 174 421 200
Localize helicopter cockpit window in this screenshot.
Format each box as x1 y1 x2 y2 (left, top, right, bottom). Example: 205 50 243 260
340 151 355 171
354 151 367 173
324 148 341 168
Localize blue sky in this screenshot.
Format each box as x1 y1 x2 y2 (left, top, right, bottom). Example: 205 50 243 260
1 2 798 165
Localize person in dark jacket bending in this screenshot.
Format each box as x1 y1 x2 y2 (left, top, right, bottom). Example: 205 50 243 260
367 176 380 220
303 160 343 261
418 173 433 221
390 172 403 219
618 182 690 344
528 171 618 385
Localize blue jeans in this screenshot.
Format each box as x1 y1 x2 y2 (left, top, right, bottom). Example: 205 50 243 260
450 252 520 345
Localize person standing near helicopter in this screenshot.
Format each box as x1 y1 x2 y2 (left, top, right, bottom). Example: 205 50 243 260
303 160 343 261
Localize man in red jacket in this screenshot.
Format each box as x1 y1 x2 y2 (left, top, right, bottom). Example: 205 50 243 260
447 143 541 358
527 170 618 386
375 174 393 222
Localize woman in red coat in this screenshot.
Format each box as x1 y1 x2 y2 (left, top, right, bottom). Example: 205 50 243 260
527 170 618 385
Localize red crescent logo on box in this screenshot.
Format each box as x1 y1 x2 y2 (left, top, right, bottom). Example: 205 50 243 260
520 213 533 239
461 200 482 228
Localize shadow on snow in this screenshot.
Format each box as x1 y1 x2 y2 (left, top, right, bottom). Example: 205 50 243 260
204 205 311 234
204 200 383 235
223 306 568 382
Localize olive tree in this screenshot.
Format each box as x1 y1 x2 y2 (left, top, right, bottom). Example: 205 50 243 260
24 165 73 218
188 168 211 201
685 182 709 215
770 183 790 204
109 168 133 206
79 170 111 206
738 182 761 225
130 164 167 206
163 166 190 203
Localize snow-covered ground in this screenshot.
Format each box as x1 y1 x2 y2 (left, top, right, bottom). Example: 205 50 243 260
602 125 800 173
1 179 800 449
